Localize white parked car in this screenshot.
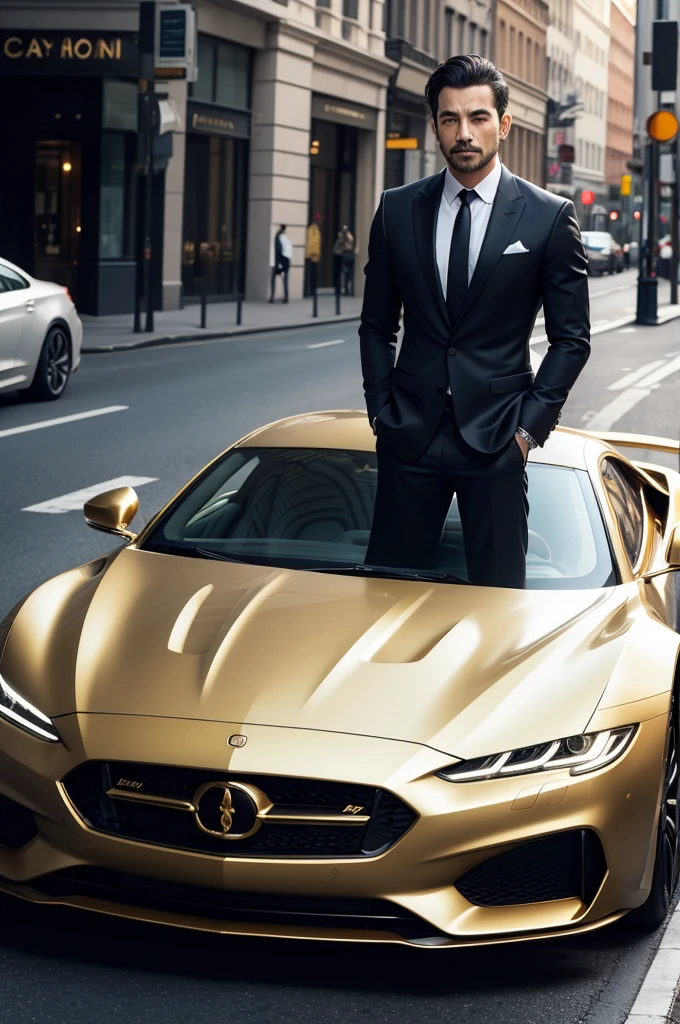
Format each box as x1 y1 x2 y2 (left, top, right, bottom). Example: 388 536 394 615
0 256 82 402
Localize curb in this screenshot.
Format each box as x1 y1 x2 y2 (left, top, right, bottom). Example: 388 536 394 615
80 303 680 357
81 312 361 354
624 902 680 1023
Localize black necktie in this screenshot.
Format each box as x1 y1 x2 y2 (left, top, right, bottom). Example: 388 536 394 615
446 188 477 326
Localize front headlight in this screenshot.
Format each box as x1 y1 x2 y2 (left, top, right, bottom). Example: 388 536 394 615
0 670 60 743
437 726 637 782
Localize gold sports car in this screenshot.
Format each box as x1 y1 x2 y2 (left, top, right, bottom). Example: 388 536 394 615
2 412 680 948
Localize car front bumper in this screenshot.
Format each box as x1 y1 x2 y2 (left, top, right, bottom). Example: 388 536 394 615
0 711 667 947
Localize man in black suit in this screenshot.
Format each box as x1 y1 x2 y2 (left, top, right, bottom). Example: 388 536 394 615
360 55 590 588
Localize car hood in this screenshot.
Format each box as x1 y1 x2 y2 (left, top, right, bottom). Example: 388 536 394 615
5 548 635 759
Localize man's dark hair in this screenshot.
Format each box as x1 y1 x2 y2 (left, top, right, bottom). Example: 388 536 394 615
278 224 286 233
425 54 509 124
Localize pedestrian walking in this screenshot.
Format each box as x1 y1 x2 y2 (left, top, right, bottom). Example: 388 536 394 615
269 225 293 303
332 225 356 295
360 54 590 588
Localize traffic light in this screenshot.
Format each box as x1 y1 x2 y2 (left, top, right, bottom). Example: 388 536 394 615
620 174 632 196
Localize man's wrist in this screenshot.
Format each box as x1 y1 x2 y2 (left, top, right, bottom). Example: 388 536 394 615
516 426 538 450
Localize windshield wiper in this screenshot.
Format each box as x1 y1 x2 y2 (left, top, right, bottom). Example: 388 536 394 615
309 564 470 585
192 547 251 564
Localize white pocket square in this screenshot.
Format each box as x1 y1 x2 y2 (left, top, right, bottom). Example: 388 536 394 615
503 240 530 255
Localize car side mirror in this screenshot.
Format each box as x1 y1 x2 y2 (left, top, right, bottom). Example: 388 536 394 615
84 486 139 540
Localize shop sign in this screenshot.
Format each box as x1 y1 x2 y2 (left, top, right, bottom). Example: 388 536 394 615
311 95 378 132
0 30 139 76
187 101 250 138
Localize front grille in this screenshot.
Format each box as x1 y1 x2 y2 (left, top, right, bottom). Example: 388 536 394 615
0 793 38 850
455 830 607 907
61 761 416 859
30 867 441 941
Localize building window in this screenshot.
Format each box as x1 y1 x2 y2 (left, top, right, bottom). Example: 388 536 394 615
343 0 359 18
480 28 488 57
469 22 476 53
445 9 455 55
518 31 524 75
510 26 516 67
384 0 405 37
192 36 251 110
424 0 432 52
99 133 134 260
456 14 466 52
526 36 532 79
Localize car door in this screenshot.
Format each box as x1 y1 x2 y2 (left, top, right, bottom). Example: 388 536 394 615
0 264 30 390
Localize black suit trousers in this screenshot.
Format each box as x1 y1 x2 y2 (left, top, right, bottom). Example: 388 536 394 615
366 409 529 589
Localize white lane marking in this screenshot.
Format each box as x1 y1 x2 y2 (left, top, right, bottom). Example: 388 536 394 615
592 319 611 326
618 328 636 334
535 316 545 326
624 902 680 1022
0 405 128 439
531 314 635 346
23 475 158 514
584 389 651 430
307 339 345 349
589 353 680 429
608 361 666 390
636 353 680 387
589 284 633 298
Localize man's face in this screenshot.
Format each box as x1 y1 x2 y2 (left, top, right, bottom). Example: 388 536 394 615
431 84 511 176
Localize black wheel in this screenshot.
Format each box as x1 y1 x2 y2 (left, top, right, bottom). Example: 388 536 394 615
629 694 680 929
19 324 71 402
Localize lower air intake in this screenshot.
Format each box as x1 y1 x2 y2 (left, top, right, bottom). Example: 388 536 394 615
0 793 38 850
455 829 607 907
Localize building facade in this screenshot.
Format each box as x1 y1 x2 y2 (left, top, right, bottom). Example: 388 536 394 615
605 0 634 188
0 0 395 312
494 0 549 185
571 0 610 220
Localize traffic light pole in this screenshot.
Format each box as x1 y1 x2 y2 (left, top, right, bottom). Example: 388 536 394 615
636 142 659 325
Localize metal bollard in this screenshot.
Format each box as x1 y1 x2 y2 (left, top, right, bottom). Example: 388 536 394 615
200 271 207 329
236 293 243 325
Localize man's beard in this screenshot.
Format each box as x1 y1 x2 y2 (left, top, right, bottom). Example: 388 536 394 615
440 138 499 175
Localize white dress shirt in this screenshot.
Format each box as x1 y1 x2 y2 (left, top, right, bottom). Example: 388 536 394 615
436 158 502 299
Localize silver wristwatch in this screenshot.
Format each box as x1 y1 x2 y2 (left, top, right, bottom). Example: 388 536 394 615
516 426 538 450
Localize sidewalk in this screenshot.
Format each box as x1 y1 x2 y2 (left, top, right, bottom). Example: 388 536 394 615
80 293 363 354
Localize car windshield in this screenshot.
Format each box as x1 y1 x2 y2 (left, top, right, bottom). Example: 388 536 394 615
140 447 616 590
581 232 612 247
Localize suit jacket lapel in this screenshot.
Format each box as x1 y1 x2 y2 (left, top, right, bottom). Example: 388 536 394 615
413 169 449 332
454 165 526 330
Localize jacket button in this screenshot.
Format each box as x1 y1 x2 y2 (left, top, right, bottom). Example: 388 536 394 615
448 347 457 356
436 384 445 394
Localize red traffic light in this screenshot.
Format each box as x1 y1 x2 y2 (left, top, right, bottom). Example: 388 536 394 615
581 190 596 206
633 210 641 220
609 211 619 220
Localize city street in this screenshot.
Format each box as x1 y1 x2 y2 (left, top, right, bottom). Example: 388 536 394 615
0 268 679 1023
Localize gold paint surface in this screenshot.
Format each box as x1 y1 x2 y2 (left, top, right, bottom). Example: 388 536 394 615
0 417 679 946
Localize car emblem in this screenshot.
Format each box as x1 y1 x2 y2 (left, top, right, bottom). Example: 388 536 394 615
192 780 272 841
227 734 247 748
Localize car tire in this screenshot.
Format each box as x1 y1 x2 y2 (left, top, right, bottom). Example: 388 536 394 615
629 694 680 930
19 324 72 402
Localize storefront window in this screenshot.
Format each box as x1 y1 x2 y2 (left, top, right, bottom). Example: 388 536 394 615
100 133 133 259
182 135 248 299
191 36 251 110
192 36 216 103
216 43 250 109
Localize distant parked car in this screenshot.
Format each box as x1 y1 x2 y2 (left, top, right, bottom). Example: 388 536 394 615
0 256 82 402
581 232 624 276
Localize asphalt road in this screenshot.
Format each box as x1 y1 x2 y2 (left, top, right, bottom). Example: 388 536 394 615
0 268 679 1024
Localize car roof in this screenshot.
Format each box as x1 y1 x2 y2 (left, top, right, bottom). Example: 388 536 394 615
238 411 591 468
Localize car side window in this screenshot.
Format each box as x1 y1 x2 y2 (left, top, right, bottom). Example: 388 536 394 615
0 267 29 293
600 458 645 567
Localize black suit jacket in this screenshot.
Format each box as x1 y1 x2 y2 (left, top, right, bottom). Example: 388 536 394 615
359 164 590 461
